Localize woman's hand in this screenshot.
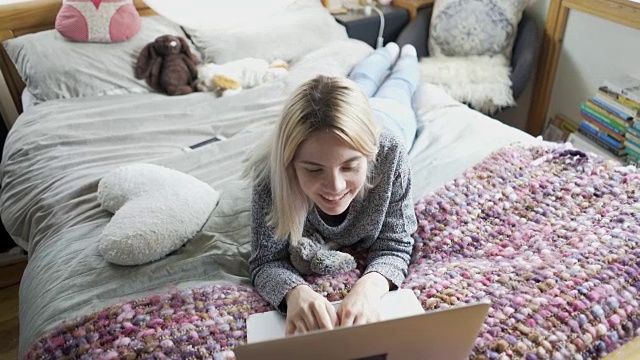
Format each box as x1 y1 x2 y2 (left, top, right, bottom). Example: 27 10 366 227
337 272 390 326
285 285 338 335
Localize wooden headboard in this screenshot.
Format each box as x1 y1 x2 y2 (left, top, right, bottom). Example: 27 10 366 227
0 0 155 128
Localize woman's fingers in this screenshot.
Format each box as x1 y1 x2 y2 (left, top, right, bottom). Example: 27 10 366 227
310 301 335 330
300 307 319 332
338 306 356 327
325 301 339 327
353 310 378 326
296 320 309 334
285 287 341 336
285 318 297 336
353 314 368 326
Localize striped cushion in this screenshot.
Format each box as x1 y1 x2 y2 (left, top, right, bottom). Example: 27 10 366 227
55 0 141 43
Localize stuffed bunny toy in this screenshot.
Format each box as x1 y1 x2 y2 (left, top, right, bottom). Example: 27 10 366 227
289 235 357 275
196 58 289 97
135 35 200 96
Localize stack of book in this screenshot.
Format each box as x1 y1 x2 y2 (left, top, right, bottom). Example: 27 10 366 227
578 74 640 166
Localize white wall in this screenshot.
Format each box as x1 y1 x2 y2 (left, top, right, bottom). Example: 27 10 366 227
495 0 640 133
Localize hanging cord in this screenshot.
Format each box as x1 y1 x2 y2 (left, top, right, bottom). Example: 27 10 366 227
363 1 385 48
371 4 385 49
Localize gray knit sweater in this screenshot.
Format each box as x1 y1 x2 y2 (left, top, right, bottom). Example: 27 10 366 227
249 129 417 312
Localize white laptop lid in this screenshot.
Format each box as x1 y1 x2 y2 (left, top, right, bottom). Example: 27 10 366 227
235 294 490 360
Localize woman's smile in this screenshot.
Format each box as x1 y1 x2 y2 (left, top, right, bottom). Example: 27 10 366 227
294 131 368 216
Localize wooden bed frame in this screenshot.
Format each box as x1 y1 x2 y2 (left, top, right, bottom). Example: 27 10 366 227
0 1 639 359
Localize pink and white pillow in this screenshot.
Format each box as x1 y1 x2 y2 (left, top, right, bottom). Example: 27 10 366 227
55 0 141 43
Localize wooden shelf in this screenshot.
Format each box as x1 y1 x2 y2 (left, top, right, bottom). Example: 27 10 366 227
527 0 640 136
392 0 435 19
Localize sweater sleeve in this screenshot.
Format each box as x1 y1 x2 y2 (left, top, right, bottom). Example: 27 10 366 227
249 182 307 313
364 148 417 289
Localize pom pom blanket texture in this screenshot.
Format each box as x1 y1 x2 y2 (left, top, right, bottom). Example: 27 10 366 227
97 163 220 266
26 144 640 359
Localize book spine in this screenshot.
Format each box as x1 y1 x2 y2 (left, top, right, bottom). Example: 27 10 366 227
580 113 625 143
625 144 640 159
627 125 640 138
585 100 630 130
580 121 623 149
626 139 640 155
554 114 580 133
592 93 636 119
581 103 627 135
617 94 640 111
626 132 640 148
579 128 626 157
578 126 626 156
603 78 640 104
598 85 640 116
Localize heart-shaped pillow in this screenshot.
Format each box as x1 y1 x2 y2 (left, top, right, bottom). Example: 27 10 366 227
55 0 142 43
97 163 220 266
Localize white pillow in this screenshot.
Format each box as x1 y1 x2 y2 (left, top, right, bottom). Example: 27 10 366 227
3 16 191 102
143 0 309 30
183 5 348 64
428 0 531 60
97 163 220 266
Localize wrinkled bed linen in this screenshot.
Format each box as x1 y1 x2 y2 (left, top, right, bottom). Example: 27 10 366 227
0 39 539 357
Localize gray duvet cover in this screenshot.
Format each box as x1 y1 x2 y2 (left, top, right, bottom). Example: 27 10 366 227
0 39 537 357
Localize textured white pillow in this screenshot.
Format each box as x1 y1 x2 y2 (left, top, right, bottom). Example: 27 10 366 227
97 163 220 266
428 0 531 60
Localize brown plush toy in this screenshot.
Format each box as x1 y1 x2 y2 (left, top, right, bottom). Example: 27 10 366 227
135 35 200 96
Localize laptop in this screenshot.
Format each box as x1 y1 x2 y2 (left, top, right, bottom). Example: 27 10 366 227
235 289 490 360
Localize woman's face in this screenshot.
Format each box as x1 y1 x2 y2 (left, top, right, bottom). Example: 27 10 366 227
293 130 367 216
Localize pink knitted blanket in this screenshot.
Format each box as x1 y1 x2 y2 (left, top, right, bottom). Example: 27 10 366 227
26 144 640 359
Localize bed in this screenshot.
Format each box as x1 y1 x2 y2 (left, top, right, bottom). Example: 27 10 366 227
0 1 638 359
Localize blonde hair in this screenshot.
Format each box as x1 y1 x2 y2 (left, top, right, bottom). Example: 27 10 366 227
245 75 381 244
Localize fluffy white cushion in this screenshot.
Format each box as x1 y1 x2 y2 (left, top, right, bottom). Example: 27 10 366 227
97 163 220 266
419 55 514 114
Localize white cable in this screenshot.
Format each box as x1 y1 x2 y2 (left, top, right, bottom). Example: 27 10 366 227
371 5 385 49
364 4 372 15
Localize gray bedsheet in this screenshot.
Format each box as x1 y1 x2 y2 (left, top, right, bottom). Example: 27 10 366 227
0 39 538 357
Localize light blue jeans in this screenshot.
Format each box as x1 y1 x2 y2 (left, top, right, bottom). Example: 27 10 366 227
348 47 419 151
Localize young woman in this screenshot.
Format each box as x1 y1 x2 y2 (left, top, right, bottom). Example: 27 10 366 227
246 42 420 335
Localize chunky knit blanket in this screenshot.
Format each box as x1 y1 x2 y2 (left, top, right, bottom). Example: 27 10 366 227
25 144 640 360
